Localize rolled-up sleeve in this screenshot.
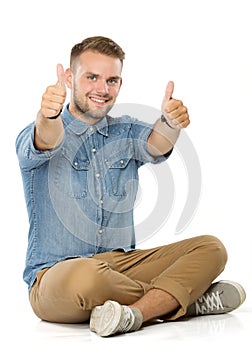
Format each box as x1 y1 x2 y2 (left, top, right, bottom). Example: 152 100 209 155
15 122 64 171
129 117 173 167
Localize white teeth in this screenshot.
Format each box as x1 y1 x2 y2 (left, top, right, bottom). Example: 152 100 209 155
90 97 107 103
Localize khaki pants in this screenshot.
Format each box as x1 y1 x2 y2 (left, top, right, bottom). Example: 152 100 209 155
29 235 227 323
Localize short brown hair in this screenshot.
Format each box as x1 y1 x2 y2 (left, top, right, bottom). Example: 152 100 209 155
70 36 125 67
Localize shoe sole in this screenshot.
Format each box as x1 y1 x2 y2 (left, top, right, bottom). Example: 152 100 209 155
90 300 122 337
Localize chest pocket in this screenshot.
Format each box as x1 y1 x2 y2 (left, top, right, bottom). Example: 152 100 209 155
105 144 138 198
61 148 90 199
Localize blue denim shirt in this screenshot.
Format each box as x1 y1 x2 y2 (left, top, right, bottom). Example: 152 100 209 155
16 105 172 291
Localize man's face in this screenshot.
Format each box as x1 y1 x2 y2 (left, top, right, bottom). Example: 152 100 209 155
67 50 122 122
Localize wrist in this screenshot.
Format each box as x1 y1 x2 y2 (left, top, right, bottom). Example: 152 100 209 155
161 114 175 129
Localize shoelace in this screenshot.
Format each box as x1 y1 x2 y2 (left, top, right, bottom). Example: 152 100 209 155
117 306 135 333
195 291 224 315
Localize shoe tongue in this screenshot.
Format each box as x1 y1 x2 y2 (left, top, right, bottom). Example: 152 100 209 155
195 291 224 314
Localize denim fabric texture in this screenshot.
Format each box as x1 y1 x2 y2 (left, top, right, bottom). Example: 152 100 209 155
16 105 171 291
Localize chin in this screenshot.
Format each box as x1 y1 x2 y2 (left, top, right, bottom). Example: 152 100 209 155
92 106 113 118
84 110 108 120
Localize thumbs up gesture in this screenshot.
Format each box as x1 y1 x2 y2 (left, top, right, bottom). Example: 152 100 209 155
40 64 67 118
161 81 190 129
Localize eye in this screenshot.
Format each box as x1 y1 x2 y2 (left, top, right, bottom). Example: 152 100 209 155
107 78 120 86
87 75 97 81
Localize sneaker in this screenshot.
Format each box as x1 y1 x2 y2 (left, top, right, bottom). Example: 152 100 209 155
90 300 143 337
186 280 246 317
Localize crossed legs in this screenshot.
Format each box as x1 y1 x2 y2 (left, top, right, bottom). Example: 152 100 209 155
29 235 228 323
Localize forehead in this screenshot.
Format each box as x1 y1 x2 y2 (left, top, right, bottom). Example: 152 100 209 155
74 50 122 76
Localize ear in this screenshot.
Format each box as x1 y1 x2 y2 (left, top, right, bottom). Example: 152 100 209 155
65 68 73 89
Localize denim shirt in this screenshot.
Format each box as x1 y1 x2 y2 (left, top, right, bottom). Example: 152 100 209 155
16 105 172 291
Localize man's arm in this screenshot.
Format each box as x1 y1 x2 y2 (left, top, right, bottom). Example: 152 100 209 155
34 64 66 151
147 81 190 157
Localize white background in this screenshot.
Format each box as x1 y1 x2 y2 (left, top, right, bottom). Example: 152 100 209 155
1 0 251 347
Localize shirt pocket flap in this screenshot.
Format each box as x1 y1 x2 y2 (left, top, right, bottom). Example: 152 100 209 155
62 148 90 170
109 157 131 169
105 143 133 169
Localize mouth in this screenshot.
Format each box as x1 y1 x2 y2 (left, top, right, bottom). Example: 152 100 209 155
89 95 111 106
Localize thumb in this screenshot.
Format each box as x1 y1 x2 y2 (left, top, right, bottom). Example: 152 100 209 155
56 63 66 89
165 81 174 100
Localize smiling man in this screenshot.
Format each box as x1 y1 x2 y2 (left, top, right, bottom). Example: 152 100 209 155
16 36 245 337
67 50 122 120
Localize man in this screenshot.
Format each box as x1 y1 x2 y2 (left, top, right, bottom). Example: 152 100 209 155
16 36 245 337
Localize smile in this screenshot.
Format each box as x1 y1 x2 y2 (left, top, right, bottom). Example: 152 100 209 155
89 96 110 105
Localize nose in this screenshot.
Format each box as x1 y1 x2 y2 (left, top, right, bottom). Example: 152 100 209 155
96 78 109 95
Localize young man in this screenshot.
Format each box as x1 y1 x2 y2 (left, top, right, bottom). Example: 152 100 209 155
16 36 245 337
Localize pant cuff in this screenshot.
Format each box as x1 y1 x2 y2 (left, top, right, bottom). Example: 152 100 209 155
151 278 190 320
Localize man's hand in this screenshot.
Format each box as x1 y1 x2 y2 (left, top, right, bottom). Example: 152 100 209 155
147 81 190 156
35 64 66 150
40 64 67 118
161 81 190 129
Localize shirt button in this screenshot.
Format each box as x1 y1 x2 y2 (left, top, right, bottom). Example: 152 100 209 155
120 159 124 164
74 161 78 166
96 173 100 178
92 148 96 153
100 200 103 205
98 229 103 234
89 127 94 132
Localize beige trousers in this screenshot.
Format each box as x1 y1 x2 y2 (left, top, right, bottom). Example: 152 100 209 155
29 235 227 323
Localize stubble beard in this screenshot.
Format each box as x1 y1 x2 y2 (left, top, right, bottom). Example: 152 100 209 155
73 89 114 122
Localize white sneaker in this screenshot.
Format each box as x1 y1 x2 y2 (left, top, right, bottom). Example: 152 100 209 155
90 300 143 337
186 280 246 316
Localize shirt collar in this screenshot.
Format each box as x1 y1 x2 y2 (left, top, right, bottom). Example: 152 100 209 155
62 104 109 136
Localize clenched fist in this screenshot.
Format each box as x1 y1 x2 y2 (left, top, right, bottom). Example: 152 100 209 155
40 64 66 118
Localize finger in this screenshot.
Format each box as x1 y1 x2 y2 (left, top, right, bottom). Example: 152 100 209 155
178 118 190 128
173 113 189 125
56 63 66 89
164 99 183 114
41 107 60 118
165 81 174 100
42 99 64 111
44 85 66 98
168 104 187 119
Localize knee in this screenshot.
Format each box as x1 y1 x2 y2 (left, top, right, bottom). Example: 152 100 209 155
199 234 228 268
64 258 111 296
